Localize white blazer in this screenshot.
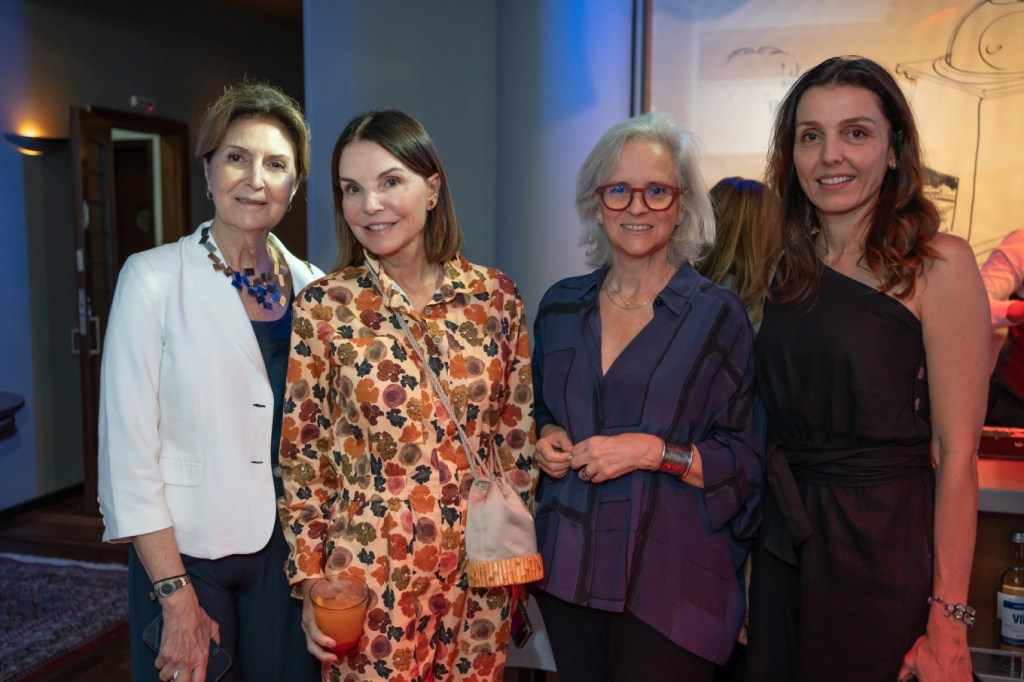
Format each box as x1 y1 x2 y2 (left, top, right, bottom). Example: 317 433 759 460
98 223 324 559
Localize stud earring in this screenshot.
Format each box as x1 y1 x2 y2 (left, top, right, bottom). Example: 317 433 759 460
206 190 213 200
888 157 897 170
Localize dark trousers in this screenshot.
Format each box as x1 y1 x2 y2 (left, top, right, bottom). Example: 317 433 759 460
129 523 319 682
535 591 716 682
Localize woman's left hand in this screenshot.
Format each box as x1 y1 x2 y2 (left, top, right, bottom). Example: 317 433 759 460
569 433 662 484
897 615 972 682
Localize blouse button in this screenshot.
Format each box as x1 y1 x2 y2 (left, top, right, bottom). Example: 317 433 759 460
653 297 662 307
433 335 442 345
424 306 432 314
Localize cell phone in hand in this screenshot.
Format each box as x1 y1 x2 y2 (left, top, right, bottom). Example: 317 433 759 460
142 614 232 682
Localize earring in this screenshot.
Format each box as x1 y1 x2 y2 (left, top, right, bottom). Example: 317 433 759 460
287 201 293 213
888 156 897 170
206 190 213 200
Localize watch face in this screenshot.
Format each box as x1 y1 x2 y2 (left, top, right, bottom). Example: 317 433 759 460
159 582 176 597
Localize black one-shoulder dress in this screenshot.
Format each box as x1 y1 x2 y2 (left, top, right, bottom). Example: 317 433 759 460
746 266 934 682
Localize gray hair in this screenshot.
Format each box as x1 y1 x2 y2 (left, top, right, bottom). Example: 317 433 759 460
575 112 715 268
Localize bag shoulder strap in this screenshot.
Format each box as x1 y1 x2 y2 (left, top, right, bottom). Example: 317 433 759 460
365 264 502 485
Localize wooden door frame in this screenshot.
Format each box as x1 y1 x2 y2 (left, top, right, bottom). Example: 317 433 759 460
70 106 190 516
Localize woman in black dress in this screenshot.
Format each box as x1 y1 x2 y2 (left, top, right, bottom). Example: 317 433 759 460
746 56 988 682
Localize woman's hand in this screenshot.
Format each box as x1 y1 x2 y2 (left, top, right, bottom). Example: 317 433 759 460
897 613 972 682
155 588 220 682
535 426 574 478
300 579 338 664
569 433 663 484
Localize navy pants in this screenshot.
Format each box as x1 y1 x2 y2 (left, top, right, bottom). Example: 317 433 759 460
128 524 319 682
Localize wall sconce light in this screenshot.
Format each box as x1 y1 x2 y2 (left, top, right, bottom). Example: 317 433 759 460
3 132 69 156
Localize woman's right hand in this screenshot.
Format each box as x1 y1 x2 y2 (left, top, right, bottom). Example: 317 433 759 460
535 426 574 478
155 588 220 682
301 580 338 664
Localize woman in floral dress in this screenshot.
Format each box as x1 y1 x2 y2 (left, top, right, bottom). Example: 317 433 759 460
279 110 536 682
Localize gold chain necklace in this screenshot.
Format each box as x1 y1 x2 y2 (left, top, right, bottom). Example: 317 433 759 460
602 268 674 311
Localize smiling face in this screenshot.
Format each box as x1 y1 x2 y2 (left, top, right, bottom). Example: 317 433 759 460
204 117 297 235
793 84 893 231
599 138 686 265
337 140 440 267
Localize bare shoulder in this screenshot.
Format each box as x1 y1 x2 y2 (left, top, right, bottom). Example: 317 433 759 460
923 232 977 276
919 232 986 315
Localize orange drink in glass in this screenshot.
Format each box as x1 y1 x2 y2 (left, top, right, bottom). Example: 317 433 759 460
311 575 370 656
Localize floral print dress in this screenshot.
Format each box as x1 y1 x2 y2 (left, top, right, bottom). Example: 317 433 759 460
279 252 536 682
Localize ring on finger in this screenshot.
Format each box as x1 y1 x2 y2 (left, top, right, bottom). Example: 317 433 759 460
579 468 593 482
172 672 180 682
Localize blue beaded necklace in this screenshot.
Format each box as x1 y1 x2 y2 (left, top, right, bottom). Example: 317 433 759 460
199 226 287 310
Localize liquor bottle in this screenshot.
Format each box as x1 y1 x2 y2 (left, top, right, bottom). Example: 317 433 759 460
998 531 1024 676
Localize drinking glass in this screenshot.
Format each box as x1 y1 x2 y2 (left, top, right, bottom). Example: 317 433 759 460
310 574 370 656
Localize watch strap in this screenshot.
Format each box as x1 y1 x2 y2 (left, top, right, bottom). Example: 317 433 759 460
149 573 191 601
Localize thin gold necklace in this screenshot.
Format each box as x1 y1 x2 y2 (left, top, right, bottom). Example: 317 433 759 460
602 268 674 310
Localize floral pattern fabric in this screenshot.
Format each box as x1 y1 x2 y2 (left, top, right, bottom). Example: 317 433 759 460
279 252 536 682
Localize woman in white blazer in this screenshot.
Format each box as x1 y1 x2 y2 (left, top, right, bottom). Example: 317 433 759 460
98 83 323 682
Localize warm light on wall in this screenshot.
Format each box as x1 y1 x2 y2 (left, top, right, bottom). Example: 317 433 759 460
3 132 69 156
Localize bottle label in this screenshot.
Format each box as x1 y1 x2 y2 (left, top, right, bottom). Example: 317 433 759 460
1000 592 1024 646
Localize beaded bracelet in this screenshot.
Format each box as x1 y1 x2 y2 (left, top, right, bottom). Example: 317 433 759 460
927 596 976 629
658 442 693 480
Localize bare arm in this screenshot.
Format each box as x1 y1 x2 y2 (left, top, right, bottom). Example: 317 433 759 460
900 234 987 682
133 529 219 682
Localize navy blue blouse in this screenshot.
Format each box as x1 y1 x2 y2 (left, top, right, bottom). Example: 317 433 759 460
531 263 764 665
251 301 293 499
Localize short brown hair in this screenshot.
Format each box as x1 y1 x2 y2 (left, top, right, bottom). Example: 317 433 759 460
195 82 311 184
330 110 462 270
766 56 938 304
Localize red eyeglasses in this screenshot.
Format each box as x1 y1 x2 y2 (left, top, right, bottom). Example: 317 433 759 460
595 182 681 211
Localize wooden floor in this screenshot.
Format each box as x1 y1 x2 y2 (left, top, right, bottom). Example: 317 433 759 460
0 487 553 682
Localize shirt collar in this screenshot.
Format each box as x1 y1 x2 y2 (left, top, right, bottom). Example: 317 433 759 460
572 262 702 316
362 251 485 311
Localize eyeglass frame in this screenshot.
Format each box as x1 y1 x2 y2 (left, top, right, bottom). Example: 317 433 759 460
594 183 682 212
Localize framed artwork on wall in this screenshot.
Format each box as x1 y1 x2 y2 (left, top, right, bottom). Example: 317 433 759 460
640 0 1024 259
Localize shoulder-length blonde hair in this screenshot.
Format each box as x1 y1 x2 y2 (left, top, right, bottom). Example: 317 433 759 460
576 112 715 268
330 110 462 271
766 55 939 304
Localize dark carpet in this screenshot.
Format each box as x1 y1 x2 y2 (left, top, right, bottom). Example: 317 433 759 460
0 553 128 681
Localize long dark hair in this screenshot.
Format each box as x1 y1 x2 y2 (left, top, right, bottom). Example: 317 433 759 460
330 110 462 270
765 56 939 304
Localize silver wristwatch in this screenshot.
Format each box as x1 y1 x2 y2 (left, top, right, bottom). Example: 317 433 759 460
149 574 191 601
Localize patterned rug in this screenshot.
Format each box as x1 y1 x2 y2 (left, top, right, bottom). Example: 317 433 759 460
0 553 129 682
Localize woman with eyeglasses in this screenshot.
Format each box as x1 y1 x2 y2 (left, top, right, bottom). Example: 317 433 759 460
530 112 765 681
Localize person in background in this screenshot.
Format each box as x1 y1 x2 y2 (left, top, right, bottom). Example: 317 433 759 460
979 228 1024 425
746 56 988 682
278 109 536 682
698 177 777 328
98 82 323 682
531 112 764 682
